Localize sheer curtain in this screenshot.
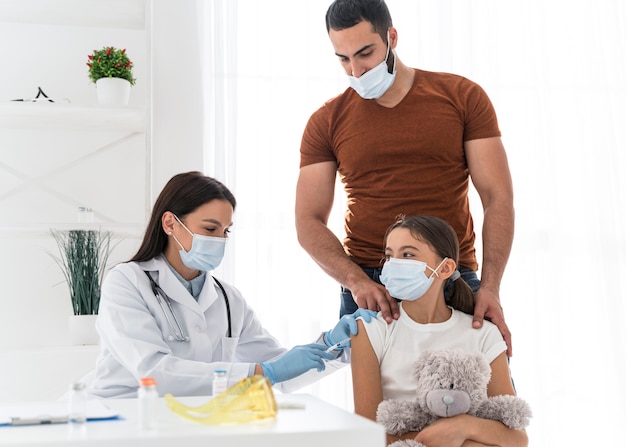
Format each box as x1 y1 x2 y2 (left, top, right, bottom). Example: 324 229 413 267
201 1 626 445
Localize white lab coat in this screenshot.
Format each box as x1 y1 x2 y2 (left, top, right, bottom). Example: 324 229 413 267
90 257 344 398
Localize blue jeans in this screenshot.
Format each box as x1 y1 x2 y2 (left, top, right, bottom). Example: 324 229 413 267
339 265 480 318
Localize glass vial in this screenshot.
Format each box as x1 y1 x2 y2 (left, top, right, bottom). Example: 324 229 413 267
212 370 228 396
138 377 158 430
77 206 94 223
69 382 87 423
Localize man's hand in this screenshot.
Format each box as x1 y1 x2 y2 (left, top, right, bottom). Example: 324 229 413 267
351 279 399 324
472 286 512 357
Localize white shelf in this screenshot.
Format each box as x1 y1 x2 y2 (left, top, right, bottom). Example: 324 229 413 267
0 0 146 29
0 102 145 132
0 223 144 239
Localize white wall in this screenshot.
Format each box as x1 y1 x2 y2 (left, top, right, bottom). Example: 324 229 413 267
0 0 206 401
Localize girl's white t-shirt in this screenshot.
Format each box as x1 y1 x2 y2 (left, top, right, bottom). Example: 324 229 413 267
362 303 507 401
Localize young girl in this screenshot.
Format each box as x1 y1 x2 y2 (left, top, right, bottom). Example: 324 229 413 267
351 215 527 447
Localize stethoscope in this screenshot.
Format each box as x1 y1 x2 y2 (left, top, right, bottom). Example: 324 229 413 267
144 271 232 342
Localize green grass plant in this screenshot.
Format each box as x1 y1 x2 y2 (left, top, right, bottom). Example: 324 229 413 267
50 229 114 315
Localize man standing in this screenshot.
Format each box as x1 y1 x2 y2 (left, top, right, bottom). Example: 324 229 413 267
296 0 515 356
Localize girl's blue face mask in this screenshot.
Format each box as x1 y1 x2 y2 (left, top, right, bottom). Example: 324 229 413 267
380 257 446 301
171 215 227 271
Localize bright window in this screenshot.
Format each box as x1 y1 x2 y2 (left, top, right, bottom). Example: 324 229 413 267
203 2 626 444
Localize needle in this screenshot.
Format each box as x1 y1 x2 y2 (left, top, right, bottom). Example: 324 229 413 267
325 337 351 352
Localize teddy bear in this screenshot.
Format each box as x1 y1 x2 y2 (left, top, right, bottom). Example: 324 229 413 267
376 349 532 447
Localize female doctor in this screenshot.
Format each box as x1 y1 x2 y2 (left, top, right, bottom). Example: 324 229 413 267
90 171 373 398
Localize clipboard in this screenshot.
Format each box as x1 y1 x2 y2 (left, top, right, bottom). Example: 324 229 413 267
0 400 120 426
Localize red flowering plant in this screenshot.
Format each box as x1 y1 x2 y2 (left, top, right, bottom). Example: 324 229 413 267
86 46 136 85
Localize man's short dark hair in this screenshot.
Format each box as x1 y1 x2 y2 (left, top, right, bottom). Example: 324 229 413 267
325 0 393 43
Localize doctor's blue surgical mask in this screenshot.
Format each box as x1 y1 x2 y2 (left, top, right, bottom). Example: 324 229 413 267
380 257 447 301
348 31 397 99
170 215 227 271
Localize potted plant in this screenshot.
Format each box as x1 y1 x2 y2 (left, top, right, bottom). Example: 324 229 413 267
86 46 136 106
50 228 115 344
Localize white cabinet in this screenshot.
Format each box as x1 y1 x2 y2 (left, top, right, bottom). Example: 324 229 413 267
0 0 208 402
0 0 151 359
0 0 151 233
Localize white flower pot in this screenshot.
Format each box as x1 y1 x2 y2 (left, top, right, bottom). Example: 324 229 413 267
69 314 100 345
96 77 131 106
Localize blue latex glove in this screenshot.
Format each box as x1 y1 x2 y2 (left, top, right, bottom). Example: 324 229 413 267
325 308 378 348
260 343 335 385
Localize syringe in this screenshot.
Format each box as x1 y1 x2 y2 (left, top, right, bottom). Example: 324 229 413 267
325 337 351 352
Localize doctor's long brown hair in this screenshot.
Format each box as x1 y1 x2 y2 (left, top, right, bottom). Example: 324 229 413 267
130 171 237 263
384 215 475 315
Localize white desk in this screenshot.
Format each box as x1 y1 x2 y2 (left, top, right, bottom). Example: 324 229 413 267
0 394 386 447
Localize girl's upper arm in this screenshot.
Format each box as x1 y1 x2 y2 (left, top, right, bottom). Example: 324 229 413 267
487 351 517 397
351 319 383 421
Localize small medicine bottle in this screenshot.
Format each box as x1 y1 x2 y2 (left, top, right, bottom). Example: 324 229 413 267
138 377 158 430
212 370 228 396
77 206 94 223
69 381 87 423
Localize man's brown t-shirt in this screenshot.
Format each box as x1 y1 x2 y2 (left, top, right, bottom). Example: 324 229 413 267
299 69 501 271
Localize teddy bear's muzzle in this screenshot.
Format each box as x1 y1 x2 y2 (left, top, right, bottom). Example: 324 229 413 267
425 389 471 418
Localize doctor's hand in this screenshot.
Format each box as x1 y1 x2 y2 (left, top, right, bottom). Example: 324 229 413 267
260 343 335 385
324 309 378 348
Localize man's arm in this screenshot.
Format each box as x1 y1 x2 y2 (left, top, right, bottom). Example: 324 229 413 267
295 162 399 322
465 137 515 356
